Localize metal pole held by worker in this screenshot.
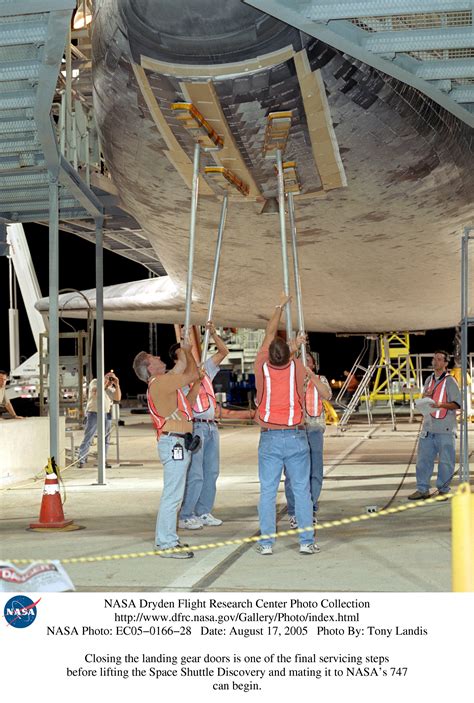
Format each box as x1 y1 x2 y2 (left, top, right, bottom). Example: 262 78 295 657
275 148 292 339
288 191 306 366
201 194 228 365
184 141 201 342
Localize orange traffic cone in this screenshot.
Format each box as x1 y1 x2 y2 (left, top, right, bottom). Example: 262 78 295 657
29 472 74 530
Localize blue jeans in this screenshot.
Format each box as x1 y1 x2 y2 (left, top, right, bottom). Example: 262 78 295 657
258 429 313 547
415 431 456 494
155 435 191 549
180 423 219 518
285 427 324 515
78 411 112 463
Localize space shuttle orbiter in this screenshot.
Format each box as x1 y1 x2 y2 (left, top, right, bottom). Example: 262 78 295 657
39 0 474 333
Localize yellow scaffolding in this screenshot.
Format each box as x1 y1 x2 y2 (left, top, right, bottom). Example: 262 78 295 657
362 333 420 403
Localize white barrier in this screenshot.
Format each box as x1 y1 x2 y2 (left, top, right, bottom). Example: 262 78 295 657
0 417 66 487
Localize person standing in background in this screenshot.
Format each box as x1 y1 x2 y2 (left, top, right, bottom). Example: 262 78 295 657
78 371 121 467
0 370 24 419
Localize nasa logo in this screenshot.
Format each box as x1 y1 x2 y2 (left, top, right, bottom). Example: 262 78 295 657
4 595 40 629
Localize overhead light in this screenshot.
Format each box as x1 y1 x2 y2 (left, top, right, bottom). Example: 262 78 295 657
73 9 92 30
260 197 279 215
61 69 80 78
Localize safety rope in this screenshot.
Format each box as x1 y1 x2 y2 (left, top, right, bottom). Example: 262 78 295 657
5 490 453 566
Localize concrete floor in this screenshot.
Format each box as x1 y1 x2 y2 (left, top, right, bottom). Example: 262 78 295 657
1 413 471 592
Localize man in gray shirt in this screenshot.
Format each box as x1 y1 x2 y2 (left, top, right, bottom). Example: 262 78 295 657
408 351 461 500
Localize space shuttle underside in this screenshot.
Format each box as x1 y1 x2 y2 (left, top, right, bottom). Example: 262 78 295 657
68 0 474 332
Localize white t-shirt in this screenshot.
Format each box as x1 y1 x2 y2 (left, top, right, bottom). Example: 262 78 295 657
86 379 115 414
0 385 6 406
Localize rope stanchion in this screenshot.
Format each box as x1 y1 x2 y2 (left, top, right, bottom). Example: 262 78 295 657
452 482 473 592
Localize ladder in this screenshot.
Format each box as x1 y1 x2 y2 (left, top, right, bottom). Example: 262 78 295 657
336 338 379 431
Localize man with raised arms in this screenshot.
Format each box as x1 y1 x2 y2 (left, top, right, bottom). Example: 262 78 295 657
253 294 316 555
133 341 199 558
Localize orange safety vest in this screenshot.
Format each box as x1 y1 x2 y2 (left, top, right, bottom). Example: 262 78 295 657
192 374 217 414
258 360 303 426
425 373 449 419
305 378 323 418
147 381 193 437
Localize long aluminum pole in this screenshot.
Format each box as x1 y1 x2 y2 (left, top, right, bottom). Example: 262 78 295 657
48 176 59 462
288 192 306 366
65 26 72 160
184 142 200 341
275 149 292 339
460 228 469 482
95 216 106 485
201 194 228 364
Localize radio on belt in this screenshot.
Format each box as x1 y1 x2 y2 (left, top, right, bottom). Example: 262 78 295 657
172 443 184 461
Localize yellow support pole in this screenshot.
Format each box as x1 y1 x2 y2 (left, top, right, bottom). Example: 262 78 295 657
452 483 474 592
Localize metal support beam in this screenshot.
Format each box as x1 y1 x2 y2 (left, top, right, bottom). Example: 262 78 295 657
0 90 36 110
59 157 103 216
183 142 200 341
449 87 474 103
8 208 89 222
34 10 72 175
364 27 474 53
287 192 306 365
0 0 75 16
243 1 474 128
95 216 106 486
416 59 474 81
275 148 292 339
48 175 59 462
0 197 80 212
201 194 228 365
0 21 47 45
0 60 40 82
306 1 473 21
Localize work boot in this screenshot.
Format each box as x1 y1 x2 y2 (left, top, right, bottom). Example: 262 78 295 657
407 490 430 500
158 542 194 559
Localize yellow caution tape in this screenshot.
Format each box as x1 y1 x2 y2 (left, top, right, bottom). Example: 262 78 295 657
6 491 452 565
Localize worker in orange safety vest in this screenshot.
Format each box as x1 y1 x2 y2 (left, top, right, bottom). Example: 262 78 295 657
408 350 460 500
172 322 229 530
253 294 317 556
132 340 199 559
